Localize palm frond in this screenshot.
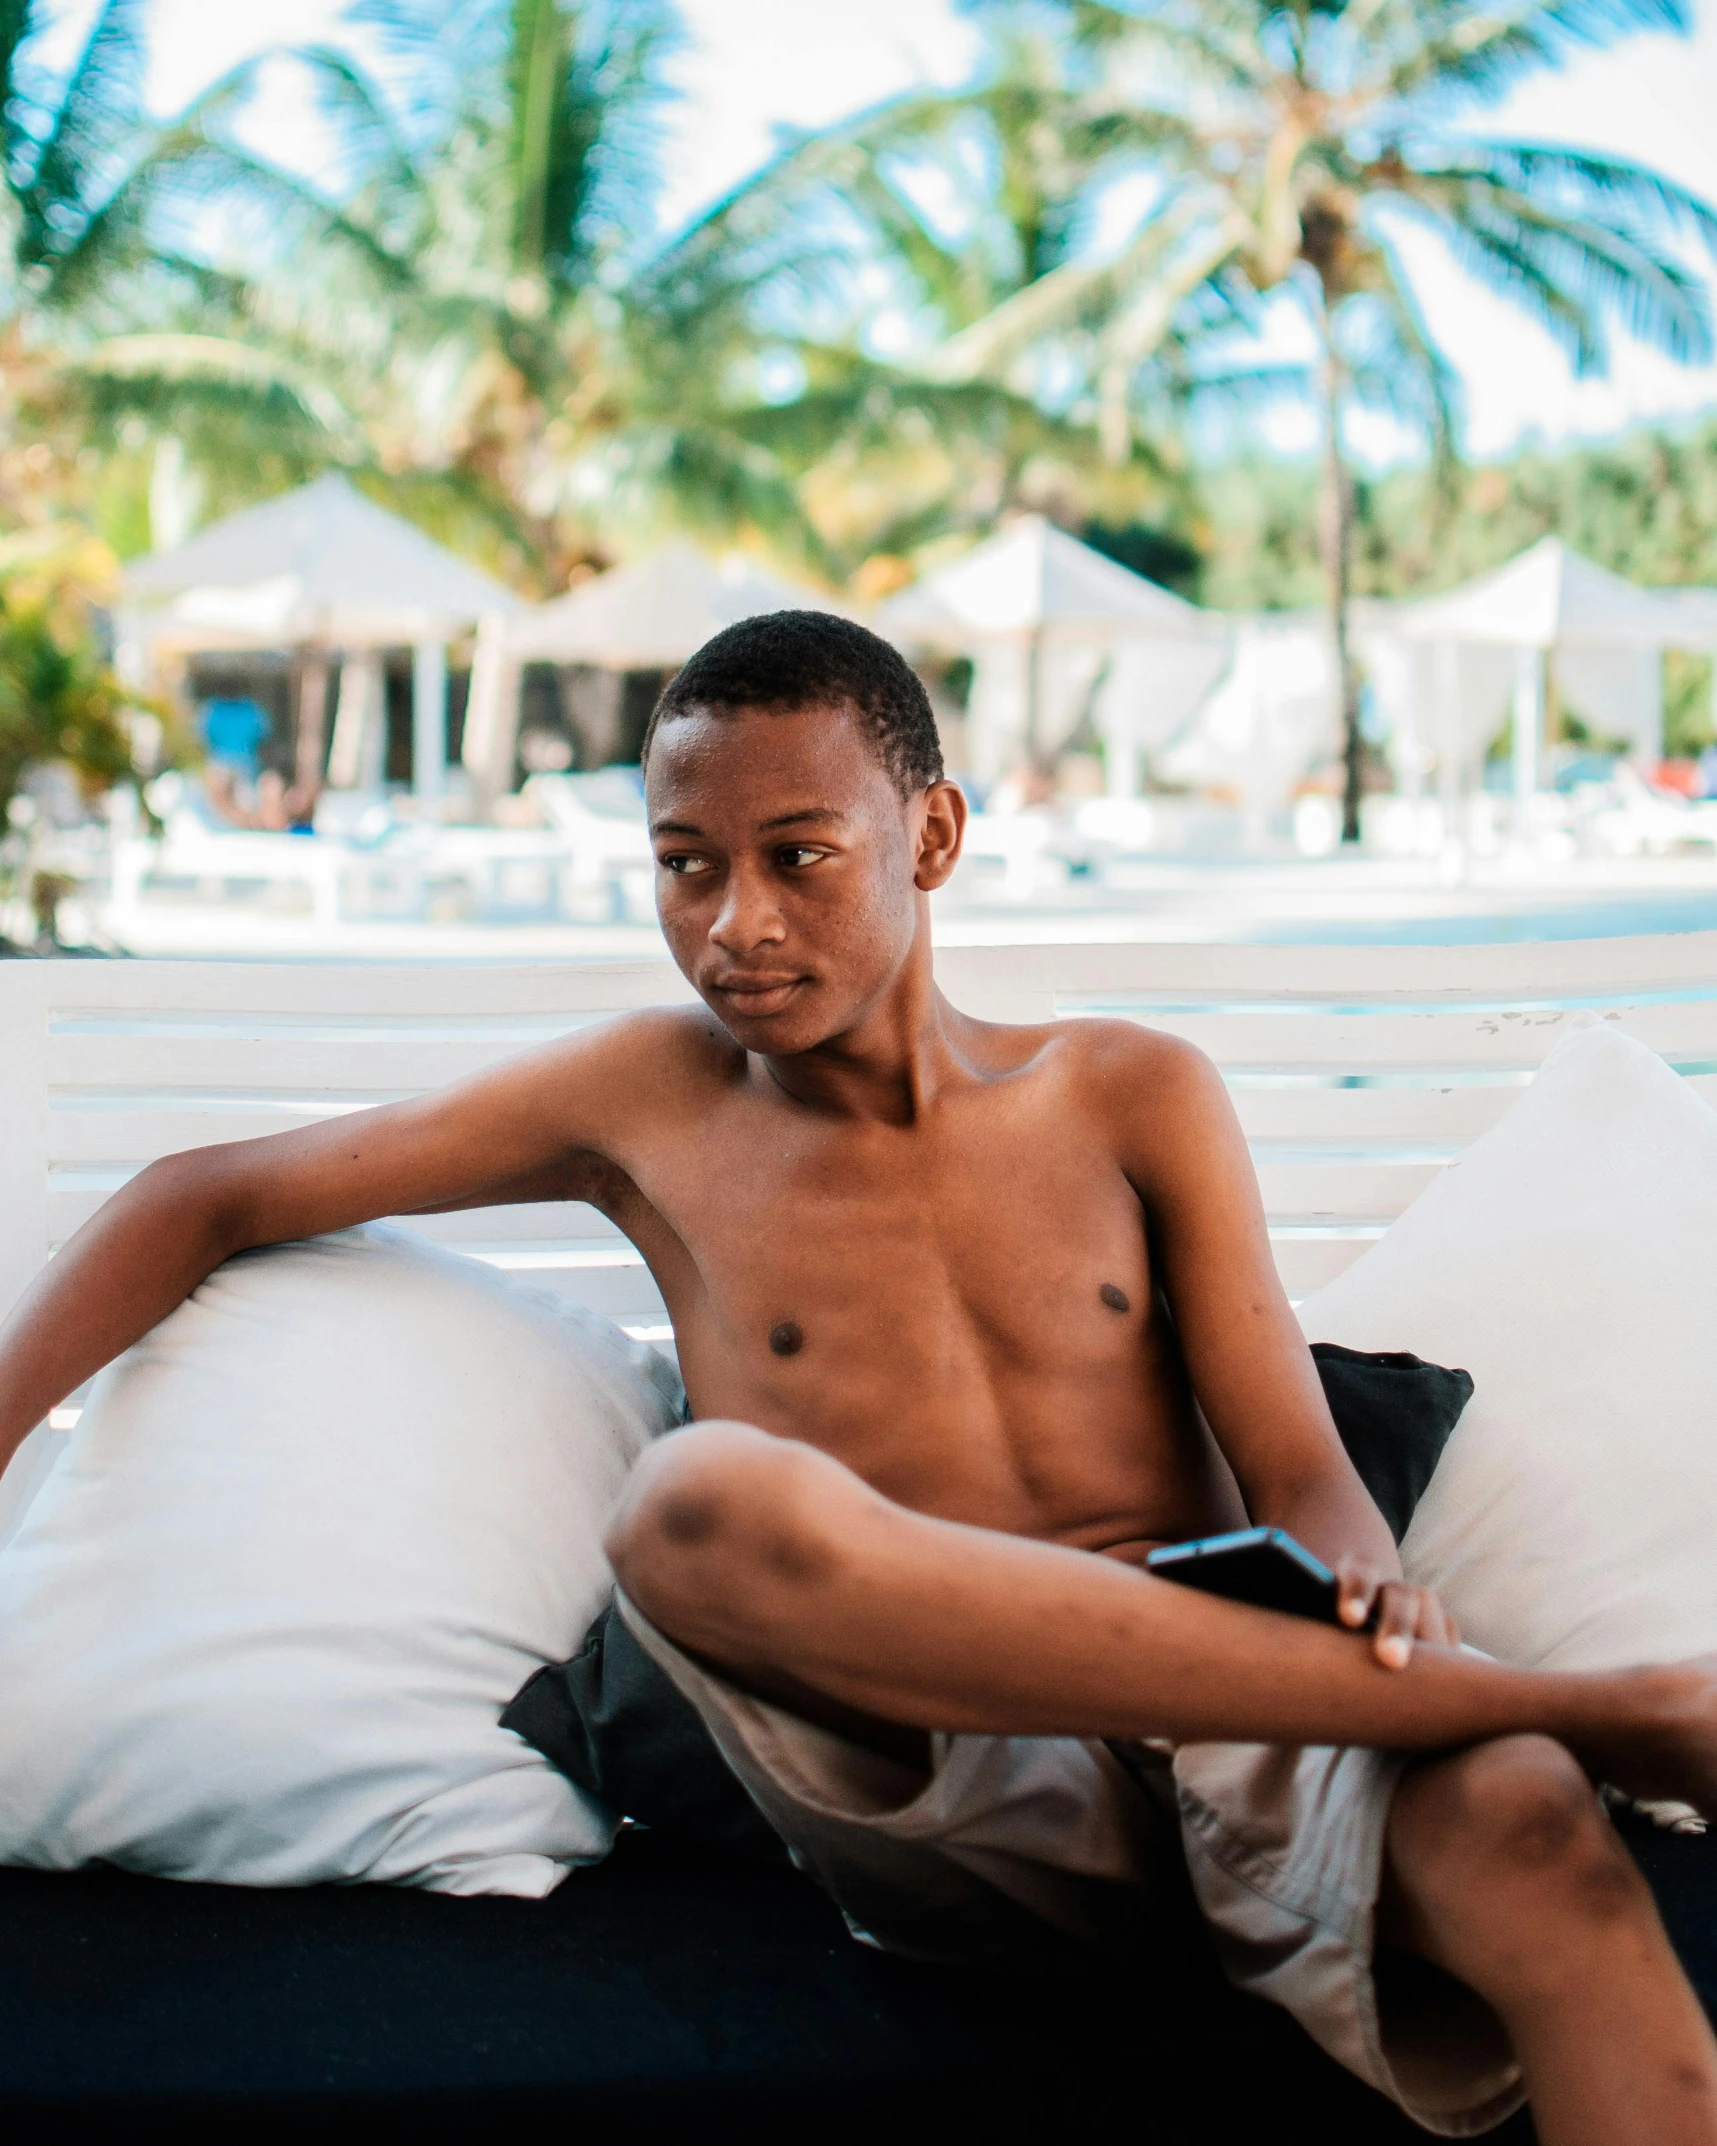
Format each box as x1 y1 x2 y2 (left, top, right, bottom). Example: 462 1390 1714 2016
15 0 148 261
1360 251 1463 467
1052 1 1271 96
1403 167 1713 368
291 44 424 202
1411 139 1717 255
73 331 359 441
1382 0 1690 111
920 186 1241 383
0 0 34 174
171 140 422 294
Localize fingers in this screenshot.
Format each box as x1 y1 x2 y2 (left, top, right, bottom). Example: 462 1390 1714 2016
1336 1554 1378 1634
1372 1584 1416 1670
1338 1561 1460 1666
1415 1591 1460 1649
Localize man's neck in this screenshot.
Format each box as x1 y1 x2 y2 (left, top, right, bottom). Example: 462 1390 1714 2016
754 927 973 1128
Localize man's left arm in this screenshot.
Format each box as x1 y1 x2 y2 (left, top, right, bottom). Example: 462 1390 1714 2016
1108 1028 1456 1667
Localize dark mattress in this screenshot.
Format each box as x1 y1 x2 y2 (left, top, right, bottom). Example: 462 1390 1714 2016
4 1809 1713 2143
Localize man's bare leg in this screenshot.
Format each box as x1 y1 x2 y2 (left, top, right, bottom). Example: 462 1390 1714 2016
1385 1738 1717 2146
609 1424 1717 1802
610 1424 1717 2143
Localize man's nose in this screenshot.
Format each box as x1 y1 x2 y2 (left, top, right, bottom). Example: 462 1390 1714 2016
708 860 786 951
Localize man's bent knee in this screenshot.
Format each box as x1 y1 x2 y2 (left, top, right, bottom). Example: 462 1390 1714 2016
605 1420 857 1657
1392 1735 1645 1954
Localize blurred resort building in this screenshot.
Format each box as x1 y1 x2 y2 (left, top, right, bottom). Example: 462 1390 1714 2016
51 466 1717 960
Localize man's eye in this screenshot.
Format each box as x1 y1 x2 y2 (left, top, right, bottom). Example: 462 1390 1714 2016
777 846 827 868
659 853 713 875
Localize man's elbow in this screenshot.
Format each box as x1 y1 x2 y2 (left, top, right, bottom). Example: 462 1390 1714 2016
128 1147 261 1264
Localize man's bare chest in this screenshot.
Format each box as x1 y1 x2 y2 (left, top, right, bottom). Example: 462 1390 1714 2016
614 1100 1154 1371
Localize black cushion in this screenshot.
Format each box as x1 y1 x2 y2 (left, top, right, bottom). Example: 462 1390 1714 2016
0 1812 1615 2141
504 1605 788 1864
505 1346 1474 1855
1311 1341 1474 1545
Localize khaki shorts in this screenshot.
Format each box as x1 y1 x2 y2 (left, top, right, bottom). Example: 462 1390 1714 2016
615 1590 1524 2138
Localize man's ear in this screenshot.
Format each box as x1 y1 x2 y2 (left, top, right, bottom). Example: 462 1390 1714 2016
913 779 967 892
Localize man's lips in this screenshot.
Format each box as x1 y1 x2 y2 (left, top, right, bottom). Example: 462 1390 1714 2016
707 974 807 1013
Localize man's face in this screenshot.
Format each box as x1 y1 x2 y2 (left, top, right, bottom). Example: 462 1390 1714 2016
645 700 959 1055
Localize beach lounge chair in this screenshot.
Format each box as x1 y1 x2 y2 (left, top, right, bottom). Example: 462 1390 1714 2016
6 935 1717 2138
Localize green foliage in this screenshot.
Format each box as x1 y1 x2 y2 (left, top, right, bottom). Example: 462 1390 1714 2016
0 601 139 826
1169 417 1717 621
1080 516 1201 593
880 1 1717 476
4 0 1717 640
1663 649 1714 756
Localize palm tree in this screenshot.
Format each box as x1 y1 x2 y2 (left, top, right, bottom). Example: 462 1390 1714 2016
109 0 1124 591
89 0 869 586
743 26 1200 570
0 1 372 556
910 0 1717 837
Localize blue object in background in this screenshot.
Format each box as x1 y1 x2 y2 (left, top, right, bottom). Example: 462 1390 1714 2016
200 696 270 776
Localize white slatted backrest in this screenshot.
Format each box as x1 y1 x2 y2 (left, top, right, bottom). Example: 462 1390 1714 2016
5 935 1717 1336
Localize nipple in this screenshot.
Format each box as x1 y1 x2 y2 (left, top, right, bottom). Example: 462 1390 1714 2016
769 1321 804 1357
1099 1284 1130 1313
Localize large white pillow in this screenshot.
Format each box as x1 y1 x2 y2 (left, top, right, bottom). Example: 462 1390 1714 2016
0 1225 678 1896
1299 1018 1717 1676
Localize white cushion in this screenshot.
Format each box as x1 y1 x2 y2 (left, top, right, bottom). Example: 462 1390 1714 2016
0 1226 677 1896
1299 1018 1717 1675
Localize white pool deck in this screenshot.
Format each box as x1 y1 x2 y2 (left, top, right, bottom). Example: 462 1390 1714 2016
28 846 1717 959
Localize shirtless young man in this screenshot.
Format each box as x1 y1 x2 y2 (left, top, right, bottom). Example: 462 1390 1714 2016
3 615 1717 2141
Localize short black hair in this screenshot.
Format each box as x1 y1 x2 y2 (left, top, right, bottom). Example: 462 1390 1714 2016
643 610 944 796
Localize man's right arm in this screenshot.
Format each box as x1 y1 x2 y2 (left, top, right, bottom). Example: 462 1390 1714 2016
0 1013 673 1475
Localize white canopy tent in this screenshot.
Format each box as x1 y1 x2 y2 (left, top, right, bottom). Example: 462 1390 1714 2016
509 540 842 668
119 474 522 812
503 541 848 787
1155 613 1341 826
1367 538 1693 819
880 515 1232 793
1645 588 1717 744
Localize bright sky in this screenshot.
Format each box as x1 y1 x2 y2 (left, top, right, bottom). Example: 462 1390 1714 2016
35 0 1717 464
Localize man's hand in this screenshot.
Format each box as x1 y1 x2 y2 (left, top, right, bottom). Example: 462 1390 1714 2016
1336 1555 1460 1669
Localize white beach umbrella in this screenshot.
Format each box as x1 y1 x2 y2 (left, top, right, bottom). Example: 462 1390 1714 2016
509 541 844 669
879 516 1230 789
1375 539 1694 804
881 512 1213 641
120 475 525 808
1392 536 1689 654
121 473 522 649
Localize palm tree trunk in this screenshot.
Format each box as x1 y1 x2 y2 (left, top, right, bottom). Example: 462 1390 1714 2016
1315 325 1363 843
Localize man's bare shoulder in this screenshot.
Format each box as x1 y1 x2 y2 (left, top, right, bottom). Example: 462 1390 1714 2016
957 1007 1219 1103
1031 1017 1236 1178
1038 1014 1223 1103
524 1002 743 1116
956 1009 1227 1155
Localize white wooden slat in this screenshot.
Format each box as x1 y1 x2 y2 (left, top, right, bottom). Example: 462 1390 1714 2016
945 930 1717 1005
35 959 692 1018
0 965 51 1321
46 1036 569 1092
1253 1159 1447 1224
1130 1004 1717 1072
1228 1084 1522 1143
20 933 1717 1025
